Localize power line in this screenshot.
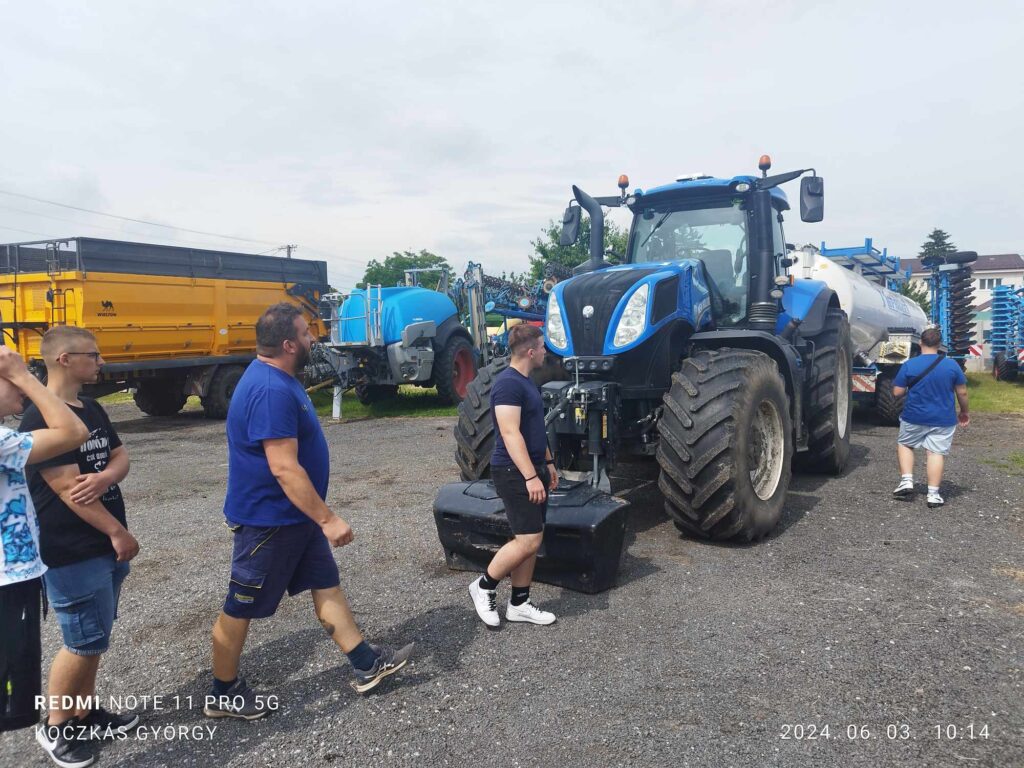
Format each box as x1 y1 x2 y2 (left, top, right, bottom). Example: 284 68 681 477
0 188 280 247
0 204 296 255
0 223 56 238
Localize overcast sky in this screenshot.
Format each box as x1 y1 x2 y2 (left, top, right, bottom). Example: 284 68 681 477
1 1 1021 288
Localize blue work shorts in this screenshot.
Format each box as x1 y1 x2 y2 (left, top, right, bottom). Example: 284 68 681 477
43 554 130 657
223 519 341 619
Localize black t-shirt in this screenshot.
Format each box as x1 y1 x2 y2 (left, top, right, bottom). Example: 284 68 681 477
489 367 547 467
19 397 126 567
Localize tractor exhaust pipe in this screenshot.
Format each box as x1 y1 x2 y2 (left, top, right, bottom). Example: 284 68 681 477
572 185 605 274
748 188 778 330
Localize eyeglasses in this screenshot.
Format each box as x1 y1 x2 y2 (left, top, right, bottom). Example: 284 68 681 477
64 352 102 360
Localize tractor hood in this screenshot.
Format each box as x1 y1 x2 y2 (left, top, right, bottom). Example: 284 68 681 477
545 262 714 357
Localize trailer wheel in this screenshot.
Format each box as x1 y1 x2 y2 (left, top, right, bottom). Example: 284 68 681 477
453 357 509 480
993 351 1018 382
355 383 399 405
875 374 904 425
202 365 246 419
133 379 188 417
657 348 793 542
434 335 477 406
794 308 852 474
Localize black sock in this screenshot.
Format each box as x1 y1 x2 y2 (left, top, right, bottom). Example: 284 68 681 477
510 586 530 606
478 572 500 591
346 641 379 671
212 677 237 695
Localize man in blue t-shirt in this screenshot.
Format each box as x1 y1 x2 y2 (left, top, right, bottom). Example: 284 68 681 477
205 304 413 719
468 324 559 628
891 328 969 509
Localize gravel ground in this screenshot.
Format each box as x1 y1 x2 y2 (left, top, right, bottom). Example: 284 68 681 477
1 406 1022 768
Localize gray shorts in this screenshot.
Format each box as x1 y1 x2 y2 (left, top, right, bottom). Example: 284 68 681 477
898 421 956 455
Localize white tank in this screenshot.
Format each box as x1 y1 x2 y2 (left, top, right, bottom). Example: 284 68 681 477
795 245 928 359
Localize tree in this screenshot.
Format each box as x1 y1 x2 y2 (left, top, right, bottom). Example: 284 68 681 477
527 218 629 281
360 250 451 289
899 280 931 316
918 229 957 261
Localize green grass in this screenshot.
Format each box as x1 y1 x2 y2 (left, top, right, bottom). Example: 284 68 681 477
310 386 457 420
964 372 1024 415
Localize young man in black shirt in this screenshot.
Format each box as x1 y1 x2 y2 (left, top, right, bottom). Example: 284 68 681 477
20 327 139 767
468 324 559 628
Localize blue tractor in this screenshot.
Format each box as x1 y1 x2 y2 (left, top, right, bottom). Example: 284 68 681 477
454 157 853 541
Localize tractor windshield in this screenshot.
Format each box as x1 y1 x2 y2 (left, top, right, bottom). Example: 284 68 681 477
629 201 749 326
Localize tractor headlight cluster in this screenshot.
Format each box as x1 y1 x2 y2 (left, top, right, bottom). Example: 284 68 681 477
547 295 568 350
612 283 649 348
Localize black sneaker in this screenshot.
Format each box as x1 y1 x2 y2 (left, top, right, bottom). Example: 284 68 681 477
351 642 415 694
35 717 95 768
202 678 271 720
81 706 141 738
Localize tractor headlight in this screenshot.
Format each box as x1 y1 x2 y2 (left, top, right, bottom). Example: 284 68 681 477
547 295 568 350
612 283 649 347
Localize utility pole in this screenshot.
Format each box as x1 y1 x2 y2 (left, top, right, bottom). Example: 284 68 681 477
283 244 298 258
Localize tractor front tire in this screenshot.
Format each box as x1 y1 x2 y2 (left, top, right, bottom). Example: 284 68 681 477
794 308 852 474
657 348 793 542
875 375 904 425
454 357 509 480
435 334 478 406
134 379 188 417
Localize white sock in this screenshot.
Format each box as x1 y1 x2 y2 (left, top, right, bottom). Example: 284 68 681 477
901 474 913 483
927 485 940 495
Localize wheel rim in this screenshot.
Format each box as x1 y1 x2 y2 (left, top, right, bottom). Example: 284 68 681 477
749 399 785 501
452 347 476 400
836 350 850 439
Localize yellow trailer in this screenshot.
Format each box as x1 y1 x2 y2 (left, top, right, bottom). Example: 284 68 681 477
0 238 330 417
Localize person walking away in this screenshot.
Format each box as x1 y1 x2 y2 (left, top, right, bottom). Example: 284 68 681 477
891 327 969 509
468 324 559 628
20 327 139 768
205 303 413 721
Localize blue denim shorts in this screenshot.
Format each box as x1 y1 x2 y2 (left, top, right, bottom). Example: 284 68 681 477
223 519 340 619
43 555 130 657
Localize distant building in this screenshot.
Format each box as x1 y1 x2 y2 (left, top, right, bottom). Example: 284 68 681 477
904 253 1024 342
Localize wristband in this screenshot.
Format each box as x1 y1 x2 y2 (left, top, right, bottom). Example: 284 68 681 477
546 461 555 466
524 474 538 482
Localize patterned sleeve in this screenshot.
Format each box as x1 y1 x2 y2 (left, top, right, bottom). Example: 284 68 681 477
0 426 34 472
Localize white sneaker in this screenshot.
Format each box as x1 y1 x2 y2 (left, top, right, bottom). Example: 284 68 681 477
927 492 944 509
892 478 914 498
469 577 500 627
506 600 556 625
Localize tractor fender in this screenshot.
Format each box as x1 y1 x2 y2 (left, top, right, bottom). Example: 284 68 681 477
787 287 840 338
434 315 474 354
687 330 805 444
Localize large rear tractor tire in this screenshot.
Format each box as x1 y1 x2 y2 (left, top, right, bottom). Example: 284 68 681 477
993 351 1018 382
133 379 188 417
794 308 852 474
434 334 478 406
202 365 246 419
875 375 904 425
656 348 794 542
453 357 510 480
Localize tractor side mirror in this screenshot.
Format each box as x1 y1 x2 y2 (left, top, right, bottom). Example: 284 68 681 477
559 205 582 246
800 176 824 223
